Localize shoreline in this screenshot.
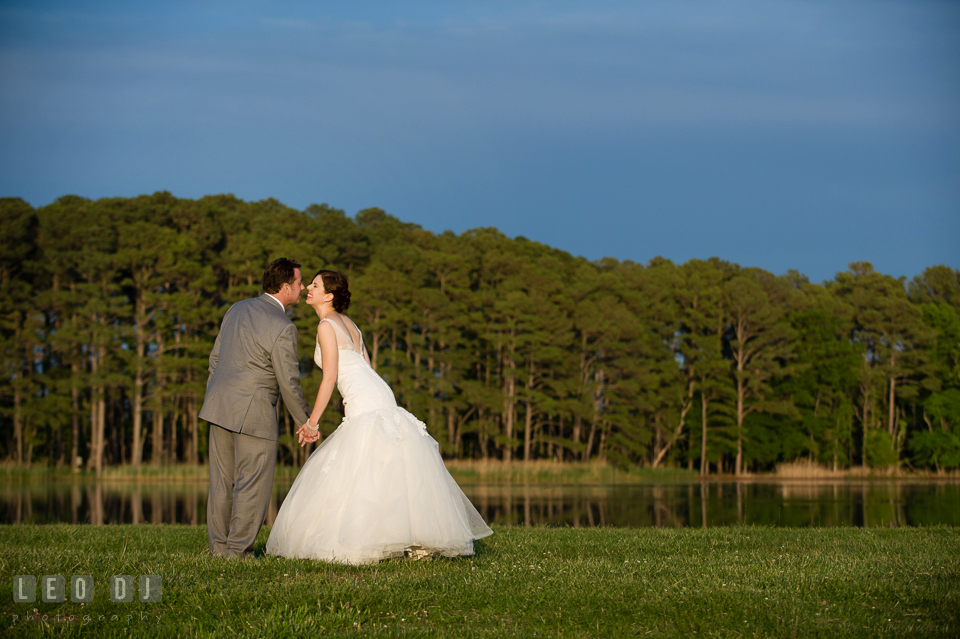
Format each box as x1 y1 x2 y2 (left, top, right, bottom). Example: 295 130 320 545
3 460 959 484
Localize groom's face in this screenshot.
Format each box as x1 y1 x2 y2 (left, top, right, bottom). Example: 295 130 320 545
281 268 304 306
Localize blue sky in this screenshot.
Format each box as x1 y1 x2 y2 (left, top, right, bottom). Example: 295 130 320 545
1 0 958 283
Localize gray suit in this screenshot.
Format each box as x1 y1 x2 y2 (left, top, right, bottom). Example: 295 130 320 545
200 294 311 558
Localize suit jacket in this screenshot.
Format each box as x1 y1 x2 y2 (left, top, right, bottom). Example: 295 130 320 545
199 294 311 441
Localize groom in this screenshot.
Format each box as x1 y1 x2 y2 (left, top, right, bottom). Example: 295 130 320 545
200 257 313 558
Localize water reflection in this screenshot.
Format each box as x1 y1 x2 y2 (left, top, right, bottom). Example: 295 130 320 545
2 481 959 528
1 483 214 526
464 481 960 528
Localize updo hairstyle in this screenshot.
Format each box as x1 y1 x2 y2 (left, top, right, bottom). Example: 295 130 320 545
315 270 351 312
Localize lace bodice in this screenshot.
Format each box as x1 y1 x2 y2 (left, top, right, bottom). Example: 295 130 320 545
313 316 365 368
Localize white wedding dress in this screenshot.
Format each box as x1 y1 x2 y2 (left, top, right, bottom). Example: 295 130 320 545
265 316 492 564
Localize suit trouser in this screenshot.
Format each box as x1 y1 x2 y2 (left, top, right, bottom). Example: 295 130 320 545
207 424 276 558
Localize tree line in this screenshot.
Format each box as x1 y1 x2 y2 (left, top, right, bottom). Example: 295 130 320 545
2 193 958 474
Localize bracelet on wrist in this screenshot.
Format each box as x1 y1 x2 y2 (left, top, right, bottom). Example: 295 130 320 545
307 418 319 431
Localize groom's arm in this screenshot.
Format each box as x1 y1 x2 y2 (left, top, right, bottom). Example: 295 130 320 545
207 330 223 388
271 323 311 426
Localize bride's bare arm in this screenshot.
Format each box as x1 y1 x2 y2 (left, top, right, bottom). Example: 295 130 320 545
297 321 339 444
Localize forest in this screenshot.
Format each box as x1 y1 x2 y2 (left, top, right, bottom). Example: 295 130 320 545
1 192 958 475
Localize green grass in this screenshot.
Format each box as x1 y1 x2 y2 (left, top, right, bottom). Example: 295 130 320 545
2 525 957 637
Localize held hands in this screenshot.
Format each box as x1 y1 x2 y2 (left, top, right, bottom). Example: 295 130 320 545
297 419 321 447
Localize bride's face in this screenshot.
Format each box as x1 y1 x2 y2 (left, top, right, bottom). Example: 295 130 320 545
306 275 328 307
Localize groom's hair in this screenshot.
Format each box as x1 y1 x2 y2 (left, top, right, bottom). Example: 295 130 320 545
262 258 302 294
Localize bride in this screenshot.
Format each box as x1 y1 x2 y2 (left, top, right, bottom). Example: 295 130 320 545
265 269 492 564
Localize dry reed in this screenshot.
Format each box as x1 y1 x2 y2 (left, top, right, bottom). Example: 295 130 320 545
775 459 849 479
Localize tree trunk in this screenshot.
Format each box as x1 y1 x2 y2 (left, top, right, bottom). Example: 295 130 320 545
585 368 604 462
188 395 199 465
152 404 163 466
700 385 709 477
653 378 695 468
169 398 180 465
887 354 897 438
575 331 591 461
54 416 63 468
735 372 745 477
86 387 96 472
860 376 870 469
503 372 515 462
598 422 607 462
152 333 165 465
86 338 106 475
447 407 456 451
94 386 106 476
71 367 80 472
170 327 182 464
523 401 534 462
478 408 488 460
107 387 119 465
25 425 33 469
572 416 582 460
653 423 662 463
13 382 22 465
523 359 535 462
585 420 597 462
187 340 199 466
131 298 146 467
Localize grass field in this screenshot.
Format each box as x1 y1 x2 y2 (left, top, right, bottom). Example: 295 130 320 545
2 524 958 637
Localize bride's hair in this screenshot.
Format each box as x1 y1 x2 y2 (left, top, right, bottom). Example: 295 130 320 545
315 269 351 312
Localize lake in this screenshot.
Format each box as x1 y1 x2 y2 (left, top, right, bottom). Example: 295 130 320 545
3 480 959 527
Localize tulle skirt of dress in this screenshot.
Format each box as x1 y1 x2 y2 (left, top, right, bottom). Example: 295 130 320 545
265 406 493 565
